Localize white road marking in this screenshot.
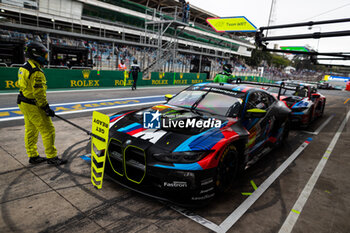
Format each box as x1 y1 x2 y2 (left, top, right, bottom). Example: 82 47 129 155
301 131 317 135
278 110 350 233
170 138 314 233
170 205 221 232
218 139 312 233
302 115 334 135
0 85 187 95
0 101 165 122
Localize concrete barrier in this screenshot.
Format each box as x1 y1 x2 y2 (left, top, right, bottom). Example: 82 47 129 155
0 67 207 91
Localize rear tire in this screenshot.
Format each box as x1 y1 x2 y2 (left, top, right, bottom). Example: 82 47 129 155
215 145 239 193
320 101 326 118
276 118 290 146
307 109 314 127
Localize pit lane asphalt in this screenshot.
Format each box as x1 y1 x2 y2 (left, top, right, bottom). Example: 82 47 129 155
0 87 349 233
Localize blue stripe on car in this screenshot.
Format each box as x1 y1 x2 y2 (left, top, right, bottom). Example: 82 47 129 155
173 121 228 152
110 114 122 118
154 163 203 170
292 112 305 115
292 100 308 108
117 122 142 133
194 82 209 86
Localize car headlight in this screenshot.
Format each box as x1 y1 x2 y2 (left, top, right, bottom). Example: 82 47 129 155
153 151 211 163
292 107 308 112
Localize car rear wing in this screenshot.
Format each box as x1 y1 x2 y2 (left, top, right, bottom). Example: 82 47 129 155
234 79 297 100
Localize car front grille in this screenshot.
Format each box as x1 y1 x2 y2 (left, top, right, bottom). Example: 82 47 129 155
108 139 124 176
124 146 146 184
108 139 146 184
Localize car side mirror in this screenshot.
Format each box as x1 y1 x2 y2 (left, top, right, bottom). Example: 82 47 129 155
165 94 173 102
246 108 267 118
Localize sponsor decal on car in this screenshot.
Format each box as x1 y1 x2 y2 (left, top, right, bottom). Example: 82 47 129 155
191 193 215 200
199 187 214 194
163 181 188 188
200 178 214 186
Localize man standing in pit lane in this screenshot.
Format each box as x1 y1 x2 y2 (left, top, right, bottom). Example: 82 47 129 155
129 59 141 91
17 41 67 165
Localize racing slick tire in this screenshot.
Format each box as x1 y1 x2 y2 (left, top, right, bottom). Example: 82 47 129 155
306 109 314 127
215 145 240 193
276 118 290 146
281 118 290 143
320 101 326 118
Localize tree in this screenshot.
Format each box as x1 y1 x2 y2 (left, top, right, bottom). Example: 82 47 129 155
292 55 314 70
245 49 272 67
271 54 291 68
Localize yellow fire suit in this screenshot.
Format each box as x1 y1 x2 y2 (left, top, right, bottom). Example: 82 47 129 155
17 59 57 159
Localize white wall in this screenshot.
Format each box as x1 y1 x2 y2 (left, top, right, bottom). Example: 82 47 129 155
39 0 82 19
1 0 38 8
238 46 252 57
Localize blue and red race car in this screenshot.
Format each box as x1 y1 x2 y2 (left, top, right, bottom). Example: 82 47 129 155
266 82 326 127
104 82 291 205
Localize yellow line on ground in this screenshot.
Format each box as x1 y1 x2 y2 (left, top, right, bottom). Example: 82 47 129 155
241 192 252 196
0 112 10 117
344 98 350 104
291 209 300 214
250 180 258 190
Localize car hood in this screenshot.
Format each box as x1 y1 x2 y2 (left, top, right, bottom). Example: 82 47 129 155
108 104 246 153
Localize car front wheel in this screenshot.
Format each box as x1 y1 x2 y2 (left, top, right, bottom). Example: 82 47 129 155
215 145 239 193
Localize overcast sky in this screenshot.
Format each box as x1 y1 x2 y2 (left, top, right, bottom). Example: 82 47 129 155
189 0 350 66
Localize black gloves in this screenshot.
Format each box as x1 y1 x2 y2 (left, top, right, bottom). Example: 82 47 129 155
42 104 55 117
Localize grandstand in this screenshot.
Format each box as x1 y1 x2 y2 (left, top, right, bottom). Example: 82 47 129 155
0 0 255 78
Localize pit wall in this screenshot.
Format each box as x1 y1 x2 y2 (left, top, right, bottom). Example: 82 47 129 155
0 68 207 91
233 75 274 83
0 67 271 91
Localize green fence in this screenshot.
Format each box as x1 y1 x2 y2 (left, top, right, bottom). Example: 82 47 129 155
213 73 275 84
0 67 207 91
235 75 274 83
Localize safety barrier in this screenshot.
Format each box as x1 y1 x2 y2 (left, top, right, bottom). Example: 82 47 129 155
0 67 207 90
235 75 275 83
214 73 275 84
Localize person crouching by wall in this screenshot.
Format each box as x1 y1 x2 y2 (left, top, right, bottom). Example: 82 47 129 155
118 59 127 71
129 59 141 91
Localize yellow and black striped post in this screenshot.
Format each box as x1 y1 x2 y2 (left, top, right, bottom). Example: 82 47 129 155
91 111 110 189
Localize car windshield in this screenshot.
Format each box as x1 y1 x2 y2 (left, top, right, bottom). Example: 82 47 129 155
167 90 244 116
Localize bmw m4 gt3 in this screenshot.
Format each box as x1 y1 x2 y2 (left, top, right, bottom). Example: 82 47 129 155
104 83 291 205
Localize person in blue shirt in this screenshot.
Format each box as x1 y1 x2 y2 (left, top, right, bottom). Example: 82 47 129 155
183 2 190 23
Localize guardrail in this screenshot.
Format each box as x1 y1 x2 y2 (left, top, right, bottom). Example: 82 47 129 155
48 65 69 69
10 64 23 67
71 66 93 70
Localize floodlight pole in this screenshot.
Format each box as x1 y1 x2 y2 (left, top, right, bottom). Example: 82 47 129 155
261 48 350 59
260 30 350 41
260 17 350 31
255 17 350 59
